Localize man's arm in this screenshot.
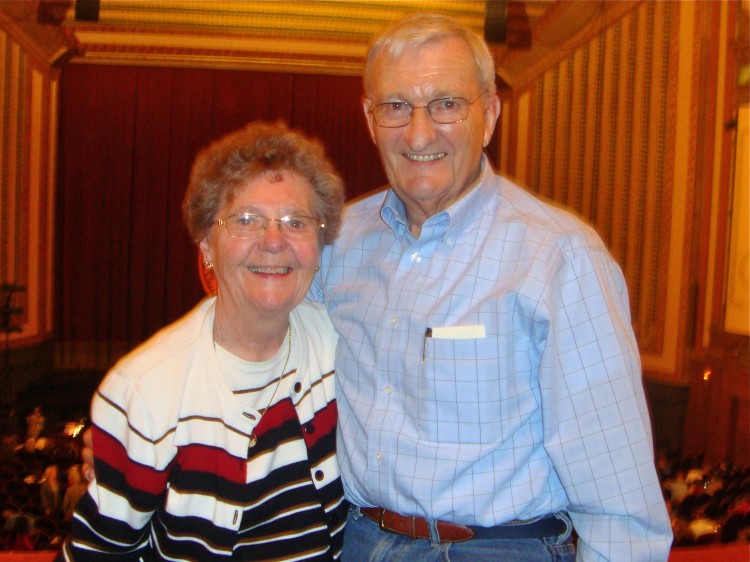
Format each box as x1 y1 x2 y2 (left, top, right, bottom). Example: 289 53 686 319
540 248 672 561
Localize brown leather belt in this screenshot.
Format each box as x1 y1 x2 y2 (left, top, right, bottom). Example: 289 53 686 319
361 507 566 543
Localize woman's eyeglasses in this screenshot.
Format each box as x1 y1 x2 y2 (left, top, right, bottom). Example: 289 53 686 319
215 213 324 240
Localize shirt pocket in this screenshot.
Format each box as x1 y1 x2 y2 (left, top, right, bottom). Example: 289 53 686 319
417 336 505 444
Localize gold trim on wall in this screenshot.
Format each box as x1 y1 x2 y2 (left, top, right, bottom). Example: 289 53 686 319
62 0 487 74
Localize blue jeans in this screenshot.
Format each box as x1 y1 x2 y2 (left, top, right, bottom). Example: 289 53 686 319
342 508 576 562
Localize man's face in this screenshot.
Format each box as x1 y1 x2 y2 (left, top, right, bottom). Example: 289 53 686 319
363 37 500 222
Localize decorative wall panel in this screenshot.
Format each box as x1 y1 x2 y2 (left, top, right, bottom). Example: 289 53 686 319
513 2 676 360
0 29 57 349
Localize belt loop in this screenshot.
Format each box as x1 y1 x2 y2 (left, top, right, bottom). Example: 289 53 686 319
552 511 573 544
377 508 387 531
427 519 441 545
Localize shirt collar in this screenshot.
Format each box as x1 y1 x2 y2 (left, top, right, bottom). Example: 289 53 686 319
380 155 497 241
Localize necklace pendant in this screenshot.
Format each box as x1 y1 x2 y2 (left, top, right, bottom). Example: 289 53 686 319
248 433 258 448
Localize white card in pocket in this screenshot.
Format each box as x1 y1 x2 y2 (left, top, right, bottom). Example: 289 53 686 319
427 325 486 339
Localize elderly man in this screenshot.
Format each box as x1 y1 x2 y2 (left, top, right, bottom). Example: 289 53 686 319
311 13 673 562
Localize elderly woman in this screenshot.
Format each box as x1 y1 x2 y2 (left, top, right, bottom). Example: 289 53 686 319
59 121 346 561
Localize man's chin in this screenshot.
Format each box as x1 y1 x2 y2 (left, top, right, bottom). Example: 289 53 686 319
395 179 453 202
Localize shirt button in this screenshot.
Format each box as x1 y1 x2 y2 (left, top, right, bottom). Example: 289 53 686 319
314 470 324 481
304 423 315 434
374 452 382 461
410 252 421 262
390 316 398 326
384 385 393 395
294 382 302 393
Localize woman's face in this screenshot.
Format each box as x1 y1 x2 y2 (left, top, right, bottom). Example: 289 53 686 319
199 170 321 320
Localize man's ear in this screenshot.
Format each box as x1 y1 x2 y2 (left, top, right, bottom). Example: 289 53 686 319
362 95 378 145
483 94 502 148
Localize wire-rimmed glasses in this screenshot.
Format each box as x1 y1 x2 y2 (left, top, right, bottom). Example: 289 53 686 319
369 91 488 128
215 213 324 240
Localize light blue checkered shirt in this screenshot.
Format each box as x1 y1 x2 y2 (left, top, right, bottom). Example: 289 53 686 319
311 158 672 560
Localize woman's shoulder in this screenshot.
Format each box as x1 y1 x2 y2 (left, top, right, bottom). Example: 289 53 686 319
293 301 334 330
292 301 337 345
103 297 215 392
115 298 214 368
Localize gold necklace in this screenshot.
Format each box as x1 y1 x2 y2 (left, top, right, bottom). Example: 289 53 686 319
215 324 292 449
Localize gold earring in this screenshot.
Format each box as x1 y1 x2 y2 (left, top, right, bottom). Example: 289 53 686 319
204 261 213 269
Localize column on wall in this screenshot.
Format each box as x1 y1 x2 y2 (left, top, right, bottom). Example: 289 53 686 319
0 28 60 387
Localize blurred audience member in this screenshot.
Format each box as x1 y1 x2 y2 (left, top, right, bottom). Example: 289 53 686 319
663 468 689 505
0 433 17 463
26 407 44 442
3 511 34 551
40 465 62 518
15 437 41 466
61 465 88 521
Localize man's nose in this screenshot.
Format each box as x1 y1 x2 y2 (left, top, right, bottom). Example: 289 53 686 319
404 106 438 147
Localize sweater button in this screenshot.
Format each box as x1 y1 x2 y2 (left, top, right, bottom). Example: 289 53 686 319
314 470 324 481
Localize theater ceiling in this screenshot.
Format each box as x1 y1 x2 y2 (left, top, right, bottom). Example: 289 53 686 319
0 0 630 87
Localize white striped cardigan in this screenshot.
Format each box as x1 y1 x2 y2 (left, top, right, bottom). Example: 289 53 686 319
60 297 345 561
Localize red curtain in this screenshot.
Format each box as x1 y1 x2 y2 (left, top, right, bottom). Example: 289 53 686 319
56 65 386 367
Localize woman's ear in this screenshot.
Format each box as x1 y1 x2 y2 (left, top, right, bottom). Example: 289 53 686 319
199 237 212 266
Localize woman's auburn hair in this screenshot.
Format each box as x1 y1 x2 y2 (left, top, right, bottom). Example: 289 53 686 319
183 120 345 245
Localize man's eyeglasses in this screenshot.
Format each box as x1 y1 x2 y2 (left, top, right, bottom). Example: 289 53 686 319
369 91 488 128
215 213 324 240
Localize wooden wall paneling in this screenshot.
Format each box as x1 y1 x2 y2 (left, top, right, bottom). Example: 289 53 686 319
502 91 512 179
1 37 25 300
651 0 680 368
543 66 557 201
601 19 621 248
625 3 648 327
641 1 672 357
593 21 614 243
673 0 700 381
581 36 602 222
27 70 44 341
588 32 607 228
511 88 532 185
45 79 58 340
555 58 571 206
507 1 688 374
689 0 723 353
1 31 58 347
681 0 750 465
613 6 630 286
723 106 749 336
645 0 694 380
534 76 544 192
573 41 587 217
0 29 59 392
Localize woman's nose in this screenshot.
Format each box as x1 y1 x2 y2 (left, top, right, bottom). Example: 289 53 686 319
257 221 287 248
